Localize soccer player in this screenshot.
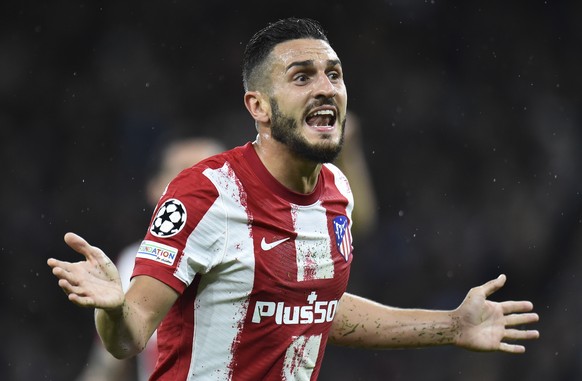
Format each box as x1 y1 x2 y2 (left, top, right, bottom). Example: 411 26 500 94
48 18 539 381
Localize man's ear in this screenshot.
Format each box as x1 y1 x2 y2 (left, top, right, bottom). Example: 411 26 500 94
244 91 270 124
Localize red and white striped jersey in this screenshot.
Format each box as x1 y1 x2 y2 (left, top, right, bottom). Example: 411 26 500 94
133 142 354 381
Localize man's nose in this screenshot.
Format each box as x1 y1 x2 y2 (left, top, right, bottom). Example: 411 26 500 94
313 75 337 98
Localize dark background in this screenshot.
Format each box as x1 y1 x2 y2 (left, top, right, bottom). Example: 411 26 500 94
2 1 581 380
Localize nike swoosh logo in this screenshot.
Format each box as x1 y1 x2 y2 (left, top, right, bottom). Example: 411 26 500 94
260 237 290 251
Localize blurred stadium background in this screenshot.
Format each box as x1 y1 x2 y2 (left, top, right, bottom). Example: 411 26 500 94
1 1 581 380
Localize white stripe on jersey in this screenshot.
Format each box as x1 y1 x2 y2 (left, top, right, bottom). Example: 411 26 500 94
181 163 255 380
291 202 334 281
325 163 354 217
282 334 322 381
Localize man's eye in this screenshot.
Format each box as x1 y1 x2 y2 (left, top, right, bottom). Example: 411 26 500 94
295 74 309 82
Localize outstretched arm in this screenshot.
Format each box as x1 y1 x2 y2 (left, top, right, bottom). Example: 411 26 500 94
330 274 539 353
47 233 178 359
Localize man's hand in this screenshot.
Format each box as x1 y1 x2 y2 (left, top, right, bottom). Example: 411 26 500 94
453 274 539 353
47 232 124 310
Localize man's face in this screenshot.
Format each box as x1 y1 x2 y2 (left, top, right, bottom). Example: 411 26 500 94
266 38 348 163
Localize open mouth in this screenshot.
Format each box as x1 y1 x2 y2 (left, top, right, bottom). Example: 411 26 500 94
305 108 337 130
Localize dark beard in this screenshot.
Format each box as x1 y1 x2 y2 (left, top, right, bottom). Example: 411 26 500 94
269 99 345 163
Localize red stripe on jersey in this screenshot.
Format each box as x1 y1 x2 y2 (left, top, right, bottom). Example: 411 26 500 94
148 276 200 381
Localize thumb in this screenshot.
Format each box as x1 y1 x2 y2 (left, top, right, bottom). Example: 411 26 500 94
63 232 102 261
481 274 507 298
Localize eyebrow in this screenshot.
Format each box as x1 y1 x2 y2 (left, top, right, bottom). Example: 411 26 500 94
285 59 342 73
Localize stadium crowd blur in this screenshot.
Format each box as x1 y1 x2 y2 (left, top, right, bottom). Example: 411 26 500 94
2 1 581 380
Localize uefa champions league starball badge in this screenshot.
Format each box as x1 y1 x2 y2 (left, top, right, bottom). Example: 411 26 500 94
150 198 187 238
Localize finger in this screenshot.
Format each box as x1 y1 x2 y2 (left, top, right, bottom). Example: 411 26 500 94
501 300 535 314
505 312 539 326
498 342 526 354
479 274 507 297
57 276 98 305
57 277 81 295
51 265 79 285
47 258 72 271
56 268 86 289
64 232 107 263
504 328 540 341
64 232 93 258
67 292 96 308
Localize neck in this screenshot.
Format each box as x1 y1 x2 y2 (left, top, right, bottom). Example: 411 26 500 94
252 134 322 194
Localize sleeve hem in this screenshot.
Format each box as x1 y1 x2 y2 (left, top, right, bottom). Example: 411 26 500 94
132 262 188 294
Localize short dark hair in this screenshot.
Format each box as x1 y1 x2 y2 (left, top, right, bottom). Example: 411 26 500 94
242 18 329 92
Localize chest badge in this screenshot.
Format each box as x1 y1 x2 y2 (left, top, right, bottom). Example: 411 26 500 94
333 216 352 261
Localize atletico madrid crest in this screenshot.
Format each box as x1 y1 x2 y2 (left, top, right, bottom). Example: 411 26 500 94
333 216 352 261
